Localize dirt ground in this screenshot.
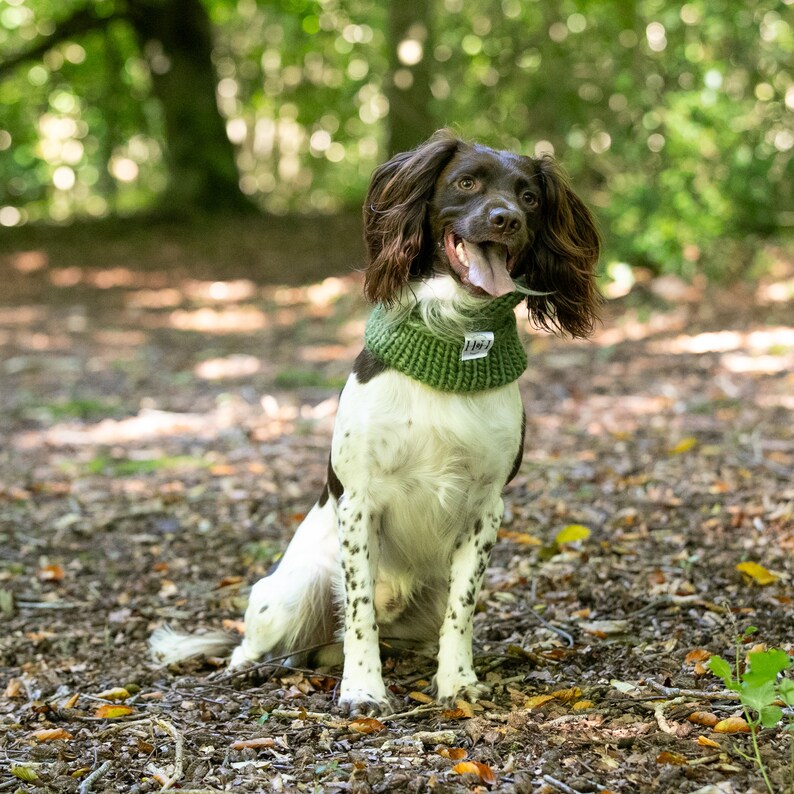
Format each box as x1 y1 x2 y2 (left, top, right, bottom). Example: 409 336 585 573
1 223 793 793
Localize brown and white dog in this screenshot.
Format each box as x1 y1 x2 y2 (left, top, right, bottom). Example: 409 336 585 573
151 130 600 715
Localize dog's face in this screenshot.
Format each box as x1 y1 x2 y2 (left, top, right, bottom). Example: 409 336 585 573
363 129 601 337
428 145 540 299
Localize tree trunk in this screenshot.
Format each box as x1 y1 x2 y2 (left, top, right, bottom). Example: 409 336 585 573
385 0 436 156
127 0 253 214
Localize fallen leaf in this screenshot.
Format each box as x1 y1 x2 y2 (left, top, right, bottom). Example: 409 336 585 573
231 737 276 750
452 760 497 785
572 700 594 710
736 561 778 586
349 717 386 734
687 711 719 727
669 437 697 455
713 716 751 734
524 694 555 709
697 735 721 748
30 728 73 742
5 678 23 698
497 529 542 545
95 687 130 701
684 648 711 664
11 765 39 782
408 691 434 704
552 687 582 703
94 704 134 719
555 524 591 545
437 747 467 760
441 707 469 720
656 751 687 765
217 576 244 588
454 699 475 718
38 564 65 582
63 693 79 709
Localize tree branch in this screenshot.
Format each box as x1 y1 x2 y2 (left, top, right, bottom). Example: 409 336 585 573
0 5 125 79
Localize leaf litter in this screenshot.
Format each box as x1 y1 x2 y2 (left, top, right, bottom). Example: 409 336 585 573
1 241 793 792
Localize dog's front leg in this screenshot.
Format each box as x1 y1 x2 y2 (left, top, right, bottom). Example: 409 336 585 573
433 497 502 704
337 494 390 715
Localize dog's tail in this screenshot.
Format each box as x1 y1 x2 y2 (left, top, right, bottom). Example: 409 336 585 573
149 626 236 666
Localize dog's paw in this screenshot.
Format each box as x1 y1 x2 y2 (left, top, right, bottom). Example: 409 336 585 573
431 670 490 707
339 679 393 717
228 640 263 670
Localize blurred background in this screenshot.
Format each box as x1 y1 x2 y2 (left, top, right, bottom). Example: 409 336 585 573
0 0 792 285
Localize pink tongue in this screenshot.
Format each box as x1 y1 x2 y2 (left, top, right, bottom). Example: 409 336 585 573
462 240 516 297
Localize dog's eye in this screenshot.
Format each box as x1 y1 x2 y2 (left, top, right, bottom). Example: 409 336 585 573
522 191 538 207
458 177 476 190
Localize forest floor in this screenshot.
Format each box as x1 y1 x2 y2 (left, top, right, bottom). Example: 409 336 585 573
1 222 793 794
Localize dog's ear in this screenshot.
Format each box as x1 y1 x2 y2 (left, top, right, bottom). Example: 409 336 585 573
521 156 601 338
363 129 461 305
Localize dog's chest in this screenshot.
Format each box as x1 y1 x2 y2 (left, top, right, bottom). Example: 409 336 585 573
332 370 522 517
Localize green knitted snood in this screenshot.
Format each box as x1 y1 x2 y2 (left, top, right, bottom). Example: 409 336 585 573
364 291 527 392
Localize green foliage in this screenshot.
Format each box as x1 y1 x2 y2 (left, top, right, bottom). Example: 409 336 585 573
0 0 792 278
708 633 794 793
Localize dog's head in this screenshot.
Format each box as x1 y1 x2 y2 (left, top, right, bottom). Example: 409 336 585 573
363 129 601 337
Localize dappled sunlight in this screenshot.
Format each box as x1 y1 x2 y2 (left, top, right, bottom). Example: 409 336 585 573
183 279 257 303
592 309 689 346
648 327 794 355
11 251 48 273
194 354 261 380
125 288 183 309
168 305 269 333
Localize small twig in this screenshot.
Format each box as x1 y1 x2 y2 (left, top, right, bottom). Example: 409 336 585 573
541 774 582 793
382 703 439 720
529 610 575 647
154 719 184 791
654 696 685 734
269 708 346 725
208 642 338 682
646 679 739 701
78 760 111 794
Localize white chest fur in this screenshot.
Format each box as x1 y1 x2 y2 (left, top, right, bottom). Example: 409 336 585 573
332 371 523 576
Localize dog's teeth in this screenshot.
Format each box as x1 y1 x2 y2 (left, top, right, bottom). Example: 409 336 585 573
455 242 468 267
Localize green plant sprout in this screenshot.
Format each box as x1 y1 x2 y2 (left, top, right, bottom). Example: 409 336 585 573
708 628 794 794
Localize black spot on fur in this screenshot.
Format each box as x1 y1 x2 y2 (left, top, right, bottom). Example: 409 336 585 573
506 408 526 485
352 348 389 384
326 454 344 503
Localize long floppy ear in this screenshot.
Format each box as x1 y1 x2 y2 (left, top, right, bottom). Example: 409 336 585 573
522 157 601 338
363 129 461 304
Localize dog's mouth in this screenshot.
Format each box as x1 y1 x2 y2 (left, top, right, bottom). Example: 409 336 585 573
443 230 517 298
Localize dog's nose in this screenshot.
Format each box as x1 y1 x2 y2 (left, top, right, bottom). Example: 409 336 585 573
488 207 522 235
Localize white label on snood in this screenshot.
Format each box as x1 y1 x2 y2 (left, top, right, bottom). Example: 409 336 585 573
461 331 494 361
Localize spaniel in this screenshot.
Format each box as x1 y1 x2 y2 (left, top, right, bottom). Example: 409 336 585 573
151 129 600 715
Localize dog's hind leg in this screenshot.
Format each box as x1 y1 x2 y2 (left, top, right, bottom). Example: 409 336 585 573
230 499 340 668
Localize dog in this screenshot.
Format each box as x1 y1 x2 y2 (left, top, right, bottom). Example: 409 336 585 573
150 129 600 715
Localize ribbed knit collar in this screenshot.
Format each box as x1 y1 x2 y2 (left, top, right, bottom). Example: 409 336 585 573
364 291 527 392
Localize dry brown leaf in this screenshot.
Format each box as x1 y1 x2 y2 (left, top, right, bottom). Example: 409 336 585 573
656 751 687 765
451 760 497 785
95 687 130 701
217 576 244 588
437 747 467 760
684 648 711 664
30 728 73 742
525 694 555 709
697 735 721 748
552 687 582 703
687 711 719 727
4 678 23 698
454 699 475 717
408 691 434 704
38 564 65 581
94 704 134 719
63 693 79 709
713 716 751 733
349 717 386 734
441 708 470 720
231 737 276 750
497 529 542 545
572 700 595 710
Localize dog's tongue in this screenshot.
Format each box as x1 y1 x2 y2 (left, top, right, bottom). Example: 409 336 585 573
461 240 515 297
